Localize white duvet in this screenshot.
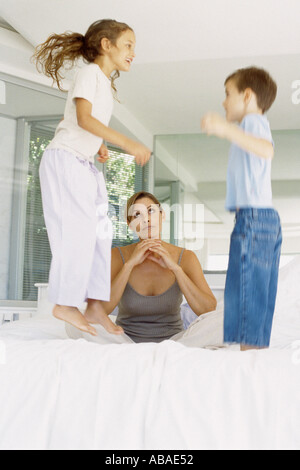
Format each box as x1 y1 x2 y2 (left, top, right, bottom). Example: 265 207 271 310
0 257 300 450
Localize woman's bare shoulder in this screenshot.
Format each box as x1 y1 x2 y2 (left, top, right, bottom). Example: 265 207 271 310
112 243 137 260
161 242 187 260
161 241 180 250
180 249 203 271
111 244 137 277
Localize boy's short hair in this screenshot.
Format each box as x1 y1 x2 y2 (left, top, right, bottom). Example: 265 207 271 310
225 66 277 113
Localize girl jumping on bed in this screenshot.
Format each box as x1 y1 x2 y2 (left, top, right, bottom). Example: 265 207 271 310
201 66 282 351
34 19 151 336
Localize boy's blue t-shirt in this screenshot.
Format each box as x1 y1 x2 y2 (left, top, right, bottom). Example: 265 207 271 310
225 113 274 212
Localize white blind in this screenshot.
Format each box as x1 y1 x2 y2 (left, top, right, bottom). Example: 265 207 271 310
22 128 150 300
23 126 52 300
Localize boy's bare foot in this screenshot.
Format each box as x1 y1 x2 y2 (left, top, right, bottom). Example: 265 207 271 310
240 344 267 351
84 299 124 335
53 305 97 336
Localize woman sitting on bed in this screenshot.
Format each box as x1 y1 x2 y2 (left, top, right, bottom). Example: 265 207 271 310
67 191 217 344
104 191 217 343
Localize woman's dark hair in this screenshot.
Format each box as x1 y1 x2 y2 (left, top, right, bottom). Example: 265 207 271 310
126 191 162 223
33 19 133 94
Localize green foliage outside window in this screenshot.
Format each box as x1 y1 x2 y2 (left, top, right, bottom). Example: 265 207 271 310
105 149 136 245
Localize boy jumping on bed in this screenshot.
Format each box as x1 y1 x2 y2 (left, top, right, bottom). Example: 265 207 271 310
201 66 282 351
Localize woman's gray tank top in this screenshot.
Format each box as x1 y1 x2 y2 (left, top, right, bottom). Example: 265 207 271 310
116 247 185 343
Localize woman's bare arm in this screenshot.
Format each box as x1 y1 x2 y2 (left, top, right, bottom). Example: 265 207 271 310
174 250 217 316
147 246 217 316
100 248 133 315
76 98 151 166
101 241 162 315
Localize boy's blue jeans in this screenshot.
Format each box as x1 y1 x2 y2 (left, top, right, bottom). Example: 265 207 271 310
224 208 282 347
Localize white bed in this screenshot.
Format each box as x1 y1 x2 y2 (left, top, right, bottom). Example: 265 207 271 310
0 257 300 450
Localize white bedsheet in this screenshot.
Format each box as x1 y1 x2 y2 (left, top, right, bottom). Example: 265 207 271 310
0 256 300 450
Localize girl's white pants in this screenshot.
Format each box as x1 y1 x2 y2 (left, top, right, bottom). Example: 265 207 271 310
39 149 112 307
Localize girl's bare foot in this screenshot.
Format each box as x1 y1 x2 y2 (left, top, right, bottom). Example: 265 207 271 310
53 305 97 336
84 299 124 335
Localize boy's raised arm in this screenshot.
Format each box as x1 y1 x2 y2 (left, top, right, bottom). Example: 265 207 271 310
201 112 274 160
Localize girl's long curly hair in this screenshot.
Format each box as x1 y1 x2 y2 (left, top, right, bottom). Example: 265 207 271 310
33 19 133 96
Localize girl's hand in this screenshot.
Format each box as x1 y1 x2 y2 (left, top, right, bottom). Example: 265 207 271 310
127 240 162 269
201 112 228 138
97 143 109 163
147 245 179 272
125 139 152 167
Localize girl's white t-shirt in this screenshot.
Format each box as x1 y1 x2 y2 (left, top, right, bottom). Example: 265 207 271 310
47 63 114 162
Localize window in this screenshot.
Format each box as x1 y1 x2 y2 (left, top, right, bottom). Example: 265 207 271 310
103 146 148 247
23 126 53 300
21 129 150 300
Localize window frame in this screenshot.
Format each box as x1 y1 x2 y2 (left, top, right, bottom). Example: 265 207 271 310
0 72 65 299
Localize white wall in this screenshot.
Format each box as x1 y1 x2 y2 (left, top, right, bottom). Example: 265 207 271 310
0 116 16 298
